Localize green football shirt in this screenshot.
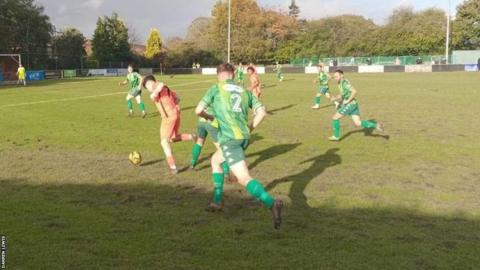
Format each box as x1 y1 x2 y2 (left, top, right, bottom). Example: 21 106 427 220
200 79 263 144
127 72 141 94
339 79 354 101
318 71 329 87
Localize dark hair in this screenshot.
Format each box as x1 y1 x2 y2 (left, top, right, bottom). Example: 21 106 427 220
142 75 156 88
128 64 133 68
247 66 255 73
334 69 344 75
217 63 235 74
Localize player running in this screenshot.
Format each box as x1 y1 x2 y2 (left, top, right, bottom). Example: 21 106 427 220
119 64 147 118
17 64 26 86
235 63 245 86
143 75 196 174
328 70 384 141
274 62 284 82
247 66 261 98
190 109 231 180
312 63 336 109
195 63 283 229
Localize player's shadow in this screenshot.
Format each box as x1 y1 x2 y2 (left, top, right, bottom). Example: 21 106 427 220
267 104 296 115
140 159 163 167
247 143 302 170
262 84 276 89
181 106 196 112
316 103 335 110
341 128 390 141
266 148 341 209
146 112 160 119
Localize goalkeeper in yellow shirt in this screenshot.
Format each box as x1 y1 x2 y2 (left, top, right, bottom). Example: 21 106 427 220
17 64 26 86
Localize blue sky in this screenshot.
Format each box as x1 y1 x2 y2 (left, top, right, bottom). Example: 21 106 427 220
36 0 464 42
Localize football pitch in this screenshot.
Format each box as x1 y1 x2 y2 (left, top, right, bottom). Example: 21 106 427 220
0 72 479 269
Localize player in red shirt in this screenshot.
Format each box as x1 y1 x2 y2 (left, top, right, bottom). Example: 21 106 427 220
143 75 195 173
247 66 261 98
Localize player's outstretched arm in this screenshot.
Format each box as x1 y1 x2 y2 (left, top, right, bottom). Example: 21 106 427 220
119 80 127 86
250 106 267 132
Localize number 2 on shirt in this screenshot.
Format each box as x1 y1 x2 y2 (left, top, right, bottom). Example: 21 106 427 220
231 93 242 112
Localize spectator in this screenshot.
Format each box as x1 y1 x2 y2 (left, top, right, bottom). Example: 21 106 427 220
333 59 338 67
477 57 480 71
367 58 372 65
416 57 423 65
196 63 201 69
395 57 401 65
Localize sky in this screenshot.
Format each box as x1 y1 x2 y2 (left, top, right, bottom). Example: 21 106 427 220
36 0 465 43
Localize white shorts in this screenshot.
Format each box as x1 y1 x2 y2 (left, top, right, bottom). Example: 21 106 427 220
126 93 142 103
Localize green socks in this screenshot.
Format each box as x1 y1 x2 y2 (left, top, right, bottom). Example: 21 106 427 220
315 96 321 105
191 144 202 167
139 102 146 112
246 179 275 209
332 119 341 138
222 161 230 177
127 99 133 110
212 173 224 204
361 120 377 129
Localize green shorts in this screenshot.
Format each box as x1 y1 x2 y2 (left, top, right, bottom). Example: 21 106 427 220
338 101 360 116
220 139 250 166
318 86 329 95
197 121 219 143
129 90 142 97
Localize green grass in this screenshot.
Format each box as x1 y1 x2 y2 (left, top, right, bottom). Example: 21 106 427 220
0 73 479 269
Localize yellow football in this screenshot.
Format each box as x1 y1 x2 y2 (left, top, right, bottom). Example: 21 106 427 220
129 151 142 166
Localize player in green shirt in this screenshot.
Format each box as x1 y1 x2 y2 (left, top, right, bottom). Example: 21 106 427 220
190 108 231 180
274 62 284 82
235 63 245 86
312 63 338 109
328 70 384 141
119 64 146 118
195 63 283 229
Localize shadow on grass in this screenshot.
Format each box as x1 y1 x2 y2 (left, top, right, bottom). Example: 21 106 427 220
261 83 277 89
266 148 341 208
247 143 302 170
140 159 164 167
341 128 390 141
1 177 478 269
267 104 296 115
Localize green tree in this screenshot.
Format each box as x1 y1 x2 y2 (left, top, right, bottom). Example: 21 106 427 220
145 28 163 59
92 13 130 65
185 17 212 50
0 0 53 68
275 15 379 60
379 7 447 55
52 28 86 69
209 0 266 62
452 0 480 50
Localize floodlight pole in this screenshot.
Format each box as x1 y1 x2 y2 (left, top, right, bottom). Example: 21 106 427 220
445 0 451 64
227 0 231 63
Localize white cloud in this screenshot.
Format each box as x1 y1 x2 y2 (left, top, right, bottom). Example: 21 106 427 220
82 0 105 9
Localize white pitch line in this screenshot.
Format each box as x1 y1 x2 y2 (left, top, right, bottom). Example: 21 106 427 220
0 80 215 108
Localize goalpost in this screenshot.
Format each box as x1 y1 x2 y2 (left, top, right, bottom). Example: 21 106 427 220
0 54 22 85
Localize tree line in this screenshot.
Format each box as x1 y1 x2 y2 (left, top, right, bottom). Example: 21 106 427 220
0 0 479 69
